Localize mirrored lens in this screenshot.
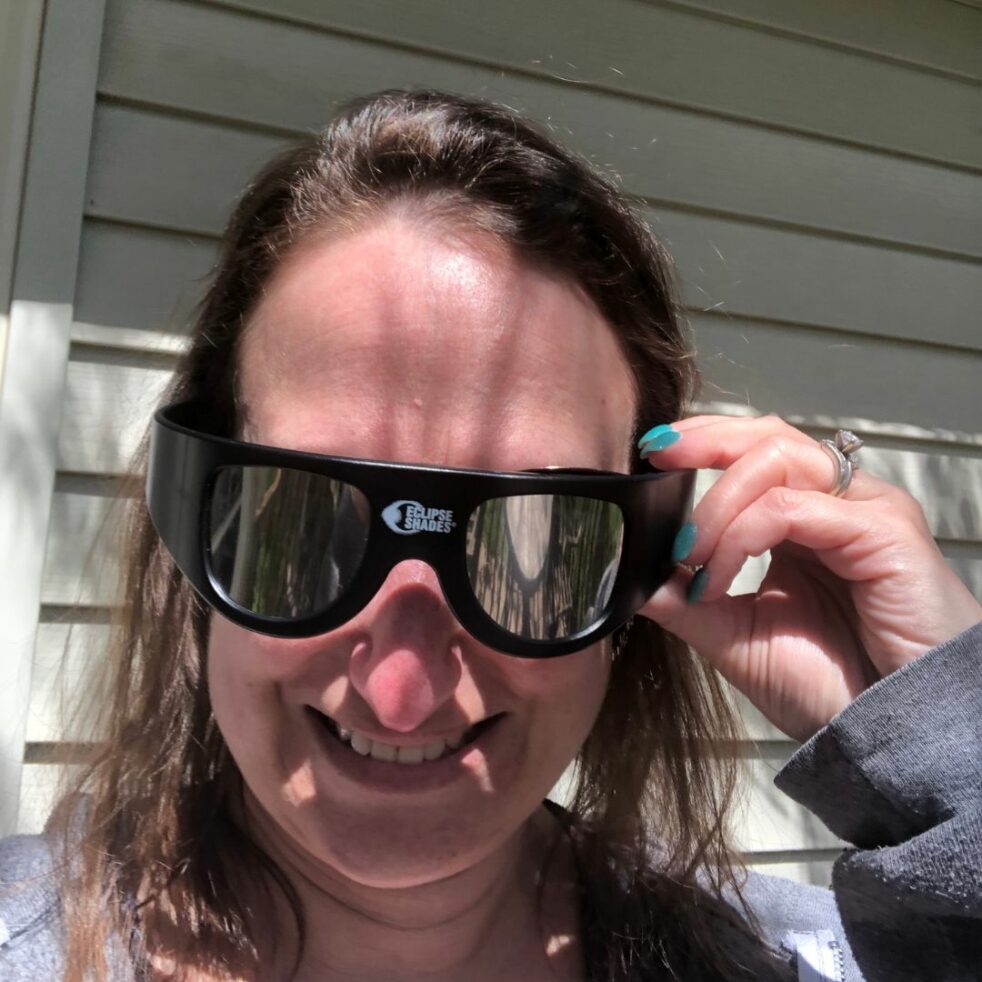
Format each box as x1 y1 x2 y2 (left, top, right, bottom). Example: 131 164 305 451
465 495 624 641
208 466 369 618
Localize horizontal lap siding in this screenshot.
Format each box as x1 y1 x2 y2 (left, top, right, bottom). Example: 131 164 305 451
668 0 982 78
134 0 980 166
89 93 982 261
23 0 981 889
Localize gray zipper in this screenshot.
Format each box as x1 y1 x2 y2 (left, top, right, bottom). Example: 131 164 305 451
787 929 846 982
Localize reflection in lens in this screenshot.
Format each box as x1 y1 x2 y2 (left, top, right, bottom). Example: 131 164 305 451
208 466 369 618
466 495 624 641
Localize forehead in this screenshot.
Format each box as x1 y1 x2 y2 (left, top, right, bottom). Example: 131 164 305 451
238 218 637 472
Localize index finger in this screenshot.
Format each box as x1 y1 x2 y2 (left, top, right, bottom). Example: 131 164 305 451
640 415 810 471
641 416 892 507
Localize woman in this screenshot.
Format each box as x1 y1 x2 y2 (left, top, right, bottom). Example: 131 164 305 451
1 90 979 981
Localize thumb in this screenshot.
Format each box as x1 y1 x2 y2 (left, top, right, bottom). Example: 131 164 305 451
640 567 754 682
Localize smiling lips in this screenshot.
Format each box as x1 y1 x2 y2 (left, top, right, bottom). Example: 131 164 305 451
310 709 492 766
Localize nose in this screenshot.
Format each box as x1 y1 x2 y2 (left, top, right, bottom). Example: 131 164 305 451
348 561 463 732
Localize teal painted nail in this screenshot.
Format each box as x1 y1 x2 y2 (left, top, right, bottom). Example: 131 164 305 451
687 567 709 604
640 428 681 455
637 423 675 448
671 522 697 564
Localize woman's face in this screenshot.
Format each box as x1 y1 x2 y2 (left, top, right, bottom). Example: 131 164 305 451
208 216 638 889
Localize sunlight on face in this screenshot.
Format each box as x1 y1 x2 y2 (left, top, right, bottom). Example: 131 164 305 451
207 215 638 889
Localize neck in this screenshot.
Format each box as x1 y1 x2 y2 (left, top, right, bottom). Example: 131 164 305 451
244 797 582 982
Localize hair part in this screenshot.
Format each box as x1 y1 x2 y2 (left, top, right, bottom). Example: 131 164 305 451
50 89 786 981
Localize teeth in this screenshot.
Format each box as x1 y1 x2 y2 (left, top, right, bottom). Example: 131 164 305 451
422 740 445 761
321 713 472 765
369 741 397 763
396 745 425 765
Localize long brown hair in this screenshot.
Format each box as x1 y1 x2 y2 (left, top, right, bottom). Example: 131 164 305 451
50 90 786 980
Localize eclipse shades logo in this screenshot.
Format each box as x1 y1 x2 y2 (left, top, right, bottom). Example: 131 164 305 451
382 500 455 535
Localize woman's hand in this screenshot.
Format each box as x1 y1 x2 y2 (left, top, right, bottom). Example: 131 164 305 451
638 415 982 741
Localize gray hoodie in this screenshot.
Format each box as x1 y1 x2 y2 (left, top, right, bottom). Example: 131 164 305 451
2 621 980 981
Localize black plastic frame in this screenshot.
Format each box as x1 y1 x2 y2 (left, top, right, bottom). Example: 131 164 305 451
147 402 696 658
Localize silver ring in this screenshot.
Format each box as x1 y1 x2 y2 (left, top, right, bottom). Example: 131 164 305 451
818 429 863 497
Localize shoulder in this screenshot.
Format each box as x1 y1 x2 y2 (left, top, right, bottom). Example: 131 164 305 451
0 830 139 980
736 866 860 980
737 865 841 937
0 833 64 974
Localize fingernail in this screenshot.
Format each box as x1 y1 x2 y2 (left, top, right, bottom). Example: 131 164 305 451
639 427 681 455
637 424 676 449
671 522 697 564
686 567 709 604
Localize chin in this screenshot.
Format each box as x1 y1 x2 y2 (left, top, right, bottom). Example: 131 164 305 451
290 795 523 889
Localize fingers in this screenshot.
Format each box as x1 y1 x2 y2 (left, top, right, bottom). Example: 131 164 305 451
639 414 744 442
641 415 932 591
691 486 882 602
644 416 880 499
641 570 863 740
673 435 892 570
640 569 806 719
641 566 752 658
642 415 813 472
646 482 954 672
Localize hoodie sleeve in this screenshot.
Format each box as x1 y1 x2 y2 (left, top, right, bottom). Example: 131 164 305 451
0 833 64 978
774 620 982 982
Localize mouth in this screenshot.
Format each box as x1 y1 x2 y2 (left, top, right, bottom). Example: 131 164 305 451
306 708 502 766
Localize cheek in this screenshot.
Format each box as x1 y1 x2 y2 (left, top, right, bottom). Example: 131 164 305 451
512 646 611 761
207 615 351 822
208 614 285 702
207 617 274 758
207 613 339 695
206 616 307 776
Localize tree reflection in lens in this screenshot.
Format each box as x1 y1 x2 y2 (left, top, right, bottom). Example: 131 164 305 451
466 495 624 640
209 466 369 617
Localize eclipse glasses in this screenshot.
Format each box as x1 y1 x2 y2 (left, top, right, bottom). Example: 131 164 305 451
147 402 695 658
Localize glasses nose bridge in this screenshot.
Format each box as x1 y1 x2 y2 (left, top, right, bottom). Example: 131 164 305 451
371 525 461 624
376 486 462 542
367 483 478 621
380 512 460 567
